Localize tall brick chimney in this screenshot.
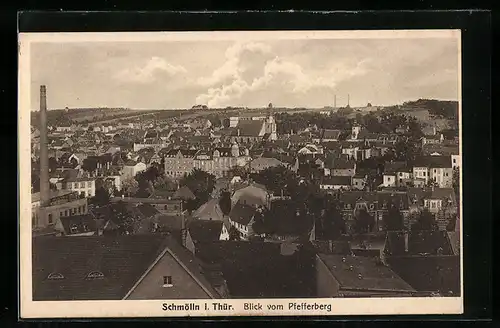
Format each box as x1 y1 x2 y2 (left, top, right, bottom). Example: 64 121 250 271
39 85 50 207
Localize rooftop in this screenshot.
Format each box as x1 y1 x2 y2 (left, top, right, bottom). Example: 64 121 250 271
318 254 415 292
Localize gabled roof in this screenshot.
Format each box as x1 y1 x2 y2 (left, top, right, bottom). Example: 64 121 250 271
321 129 342 140
188 220 224 243
173 186 196 200
233 120 264 137
32 235 169 300
229 203 256 226
136 203 160 218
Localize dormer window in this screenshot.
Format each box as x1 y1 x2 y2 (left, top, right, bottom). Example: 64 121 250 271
47 272 64 280
86 271 104 279
163 275 173 287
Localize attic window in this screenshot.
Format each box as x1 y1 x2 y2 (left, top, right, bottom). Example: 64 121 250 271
47 272 64 280
86 271 104 279
163 275 173 287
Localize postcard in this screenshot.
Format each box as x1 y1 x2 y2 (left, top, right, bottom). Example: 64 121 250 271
19 30 463 318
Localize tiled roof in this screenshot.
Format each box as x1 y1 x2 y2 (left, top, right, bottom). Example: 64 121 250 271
188 220 223 243
384 161 408 174
233 120 264 137
192 198 225 222
31 190 75 203
386 255 460 295
321 129 342 140
413 155 451 168
264 200 314 237
229 203 256 225
318 254 415 292
32 235 168 300
58 215 97 235
194 241 316 298
173 186 196 200
321 176 352 186
136 203 160 218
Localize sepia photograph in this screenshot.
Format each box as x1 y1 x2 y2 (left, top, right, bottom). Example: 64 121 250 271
19 30 462 318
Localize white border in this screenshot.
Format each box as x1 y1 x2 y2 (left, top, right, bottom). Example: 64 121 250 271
18 30 463 318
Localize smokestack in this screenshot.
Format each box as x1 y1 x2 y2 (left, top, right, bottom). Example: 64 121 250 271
334 95 337 108
39 85 50 207
347 94 350 107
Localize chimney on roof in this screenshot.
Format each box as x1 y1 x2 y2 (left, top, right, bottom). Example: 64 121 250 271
39 85 50 207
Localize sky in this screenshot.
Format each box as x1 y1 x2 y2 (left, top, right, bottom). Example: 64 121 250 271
30 37 459 110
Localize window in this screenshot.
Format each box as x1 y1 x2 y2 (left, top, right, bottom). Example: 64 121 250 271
48 214 53 224
423 172 426 176
80 182 85 188
431 202 436 209
87 181 92 188
453 159 456 163
86 271 104 279
78 207 81 214
64 210 68 217
60 211 64 217
70 224 78 234
163 275 173 287
47 272 64 280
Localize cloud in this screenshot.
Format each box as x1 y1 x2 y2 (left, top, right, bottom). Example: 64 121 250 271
114 56 187 84
195 42 371 107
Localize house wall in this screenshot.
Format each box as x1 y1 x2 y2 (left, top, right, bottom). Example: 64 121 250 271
413 167 429 183
451 154 460 169
429 167 453 188
315 256 340 297
34 198 88 229
65 180 96 197
333 168 356 177
164 157 195 178
219 225 230 240
352 178 366 190
383 175 396 187
126 250 212 300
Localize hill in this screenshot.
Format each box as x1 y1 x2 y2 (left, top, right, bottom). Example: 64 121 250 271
402 99 459 119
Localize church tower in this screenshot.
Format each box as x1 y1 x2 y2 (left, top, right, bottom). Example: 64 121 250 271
351 124 361 140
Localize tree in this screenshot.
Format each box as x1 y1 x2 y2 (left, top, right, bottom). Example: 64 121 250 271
354 208 375 234
250 165 298 196
383 202 405 231
320 199 346 239
411 208 438 231
219 190 232 216
228 225 241 241
452 167 460 198
92 186 111 206
179 169 216 204
154 175 177 191
121 177 139 197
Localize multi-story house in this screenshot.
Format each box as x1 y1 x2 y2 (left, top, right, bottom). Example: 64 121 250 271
192 144 251 178
121 160 147 180
163 149 198 178
413 156 453 188
63 177 96 198
338 191 410 232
